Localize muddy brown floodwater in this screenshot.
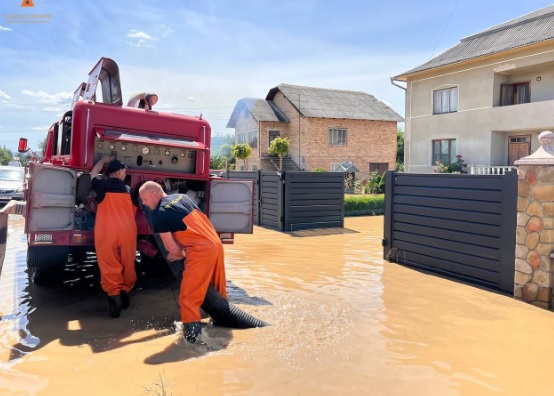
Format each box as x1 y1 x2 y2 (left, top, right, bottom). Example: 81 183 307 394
1 215 554 395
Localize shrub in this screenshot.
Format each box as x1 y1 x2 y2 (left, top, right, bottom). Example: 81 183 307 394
312 167 327 172
366 171 386 194
344 173 355 192
435 154 468 173
448 155 468 173
344 194 385 216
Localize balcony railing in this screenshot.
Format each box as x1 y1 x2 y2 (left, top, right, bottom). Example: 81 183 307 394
470 165 517 175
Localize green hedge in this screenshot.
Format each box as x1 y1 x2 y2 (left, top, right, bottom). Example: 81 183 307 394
344 194 385 216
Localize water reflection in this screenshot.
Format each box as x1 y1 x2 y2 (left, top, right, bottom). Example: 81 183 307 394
0 217 237 365
380 248 554 395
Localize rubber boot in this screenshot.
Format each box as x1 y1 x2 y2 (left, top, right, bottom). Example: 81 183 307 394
184 321 202 343
108 294 122 318
121 291 130 309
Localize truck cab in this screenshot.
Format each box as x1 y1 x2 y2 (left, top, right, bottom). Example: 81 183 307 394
19 57 253 278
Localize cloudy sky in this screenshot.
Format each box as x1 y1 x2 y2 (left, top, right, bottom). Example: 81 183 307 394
1 0 553 151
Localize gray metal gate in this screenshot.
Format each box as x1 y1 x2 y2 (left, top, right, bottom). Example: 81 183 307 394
284 172 344 231
224 170 344 232
259 171 282 230
383 171 517 293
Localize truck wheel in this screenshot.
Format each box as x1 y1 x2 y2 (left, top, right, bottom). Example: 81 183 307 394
27 246 69 284
27 246 69 270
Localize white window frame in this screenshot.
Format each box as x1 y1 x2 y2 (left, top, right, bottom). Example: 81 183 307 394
237 132 246 144
248 130 258 148
329 128 347 146
433 86 458 114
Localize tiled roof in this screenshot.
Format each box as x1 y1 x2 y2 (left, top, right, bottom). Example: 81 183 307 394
394 4 554 80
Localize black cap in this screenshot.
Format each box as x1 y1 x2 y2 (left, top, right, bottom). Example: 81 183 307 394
107 159 127 173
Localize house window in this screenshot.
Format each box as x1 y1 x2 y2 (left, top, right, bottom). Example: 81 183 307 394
268 130 280 147
432 139 457 165
329 128 347 146
251 164 258 171
249 130 258 148
237 132 246 144
369 163 388 174
500 82 530 106
433 87 458 114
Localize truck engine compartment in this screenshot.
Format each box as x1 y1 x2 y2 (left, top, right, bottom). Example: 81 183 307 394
74 174 209 231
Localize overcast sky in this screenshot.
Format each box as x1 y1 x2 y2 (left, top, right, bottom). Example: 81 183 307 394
1 0 553 151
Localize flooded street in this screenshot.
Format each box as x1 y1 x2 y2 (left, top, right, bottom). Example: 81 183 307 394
1 215 554 395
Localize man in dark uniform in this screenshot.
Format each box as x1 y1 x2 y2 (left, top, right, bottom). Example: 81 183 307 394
138 181 227 343
91 156 137 318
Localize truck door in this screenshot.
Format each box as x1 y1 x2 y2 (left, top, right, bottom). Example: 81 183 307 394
26 162 76 232
209 179 254 234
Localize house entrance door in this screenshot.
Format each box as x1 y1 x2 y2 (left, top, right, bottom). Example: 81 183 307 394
508 135 531 165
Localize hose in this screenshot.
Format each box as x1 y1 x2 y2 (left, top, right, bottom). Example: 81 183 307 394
167 259 268 329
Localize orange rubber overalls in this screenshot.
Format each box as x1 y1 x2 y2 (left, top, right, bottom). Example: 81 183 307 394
172 209 227 323
95 192 137 296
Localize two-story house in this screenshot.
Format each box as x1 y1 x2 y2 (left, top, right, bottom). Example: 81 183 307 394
392 5 554 173
226 84 403 174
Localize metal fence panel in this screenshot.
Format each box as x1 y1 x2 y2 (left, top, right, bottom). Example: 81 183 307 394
383 171 517 293
283 172 344 231
225 170 345 232
259 171 282 230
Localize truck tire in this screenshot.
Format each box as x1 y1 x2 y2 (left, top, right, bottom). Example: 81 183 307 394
27 245 69 270
27 246 69 285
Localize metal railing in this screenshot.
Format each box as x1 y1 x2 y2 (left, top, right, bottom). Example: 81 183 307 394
470 165 517 175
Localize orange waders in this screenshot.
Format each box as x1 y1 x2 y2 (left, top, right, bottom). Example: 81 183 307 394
94 193 137 296
173 209 227 324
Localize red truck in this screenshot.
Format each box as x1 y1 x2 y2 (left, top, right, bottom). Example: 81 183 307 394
18 57 254 282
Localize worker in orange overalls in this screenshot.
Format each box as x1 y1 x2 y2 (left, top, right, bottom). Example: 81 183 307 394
138 181 226 343
91 156 137 318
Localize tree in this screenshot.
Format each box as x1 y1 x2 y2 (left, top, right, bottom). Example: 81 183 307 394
210 155 226 170
0 146 13 166
396 129 404 163
210 143 235 171
268 136 291 171
231 143 252 170
396 129 404 172
210 133 235 153
37 136 48 154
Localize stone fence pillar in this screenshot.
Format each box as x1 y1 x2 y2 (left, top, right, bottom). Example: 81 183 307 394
514 131 554 309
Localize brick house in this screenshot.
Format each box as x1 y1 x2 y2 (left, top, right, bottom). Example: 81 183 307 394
226 84 403 174
392 5 554 174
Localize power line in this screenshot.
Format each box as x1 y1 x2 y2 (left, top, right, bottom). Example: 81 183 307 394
429 0 460 60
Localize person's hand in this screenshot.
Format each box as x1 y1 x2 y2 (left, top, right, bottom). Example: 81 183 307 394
167 249 186 262
102 155 113 163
